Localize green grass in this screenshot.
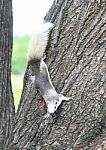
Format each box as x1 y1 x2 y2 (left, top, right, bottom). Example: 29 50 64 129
12 35 30 74
11 74 23 110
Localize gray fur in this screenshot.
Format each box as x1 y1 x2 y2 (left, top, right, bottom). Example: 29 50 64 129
29 59 71 115
28 22 71 116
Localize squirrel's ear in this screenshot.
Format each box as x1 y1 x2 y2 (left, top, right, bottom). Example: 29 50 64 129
59 94 71 101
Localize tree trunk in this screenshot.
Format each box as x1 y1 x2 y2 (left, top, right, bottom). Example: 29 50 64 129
1 0 106 150
0 0 15 150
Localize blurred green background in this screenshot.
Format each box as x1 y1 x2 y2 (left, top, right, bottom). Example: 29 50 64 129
12 35 30 110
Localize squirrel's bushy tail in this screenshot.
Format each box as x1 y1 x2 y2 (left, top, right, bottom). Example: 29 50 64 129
28 22 53 61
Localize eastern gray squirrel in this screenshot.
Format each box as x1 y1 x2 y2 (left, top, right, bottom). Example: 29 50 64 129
28 21 71 117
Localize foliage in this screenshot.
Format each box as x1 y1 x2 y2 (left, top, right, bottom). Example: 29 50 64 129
12 35 29 110
11 74 23 110
12 35 29 74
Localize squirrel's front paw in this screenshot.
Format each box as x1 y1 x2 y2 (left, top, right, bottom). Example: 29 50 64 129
30 76 35 83
43 112 53 123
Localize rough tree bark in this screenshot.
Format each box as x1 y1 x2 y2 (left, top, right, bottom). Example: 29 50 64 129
1 0 106 150
0 0 15 150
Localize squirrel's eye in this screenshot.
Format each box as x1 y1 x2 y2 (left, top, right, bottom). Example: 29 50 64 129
56 102 57 104
54 106 56 109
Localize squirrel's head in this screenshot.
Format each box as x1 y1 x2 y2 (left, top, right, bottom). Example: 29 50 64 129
47 94 71 114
